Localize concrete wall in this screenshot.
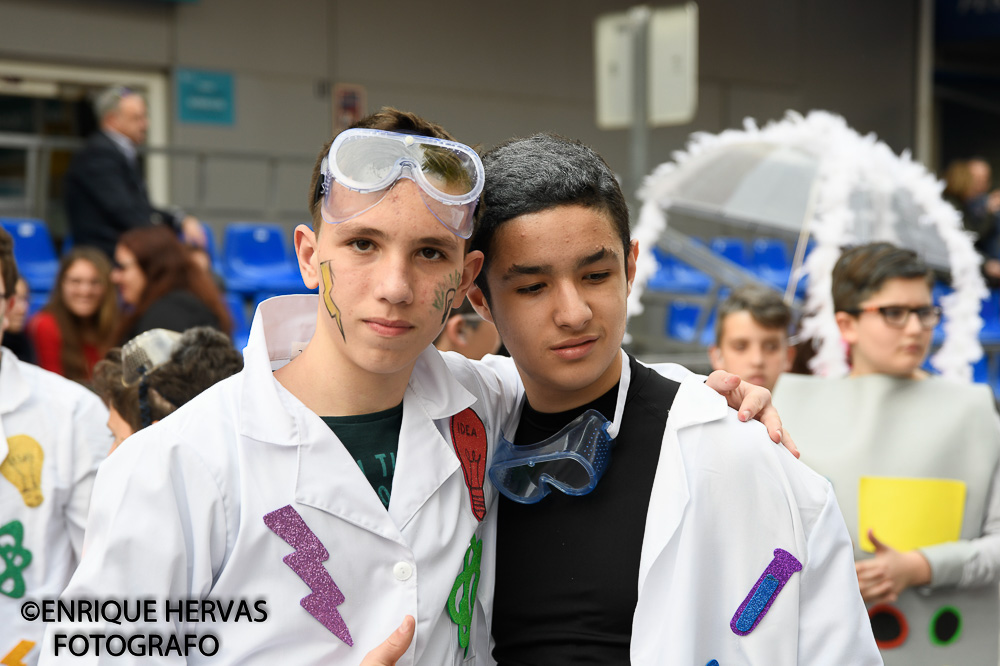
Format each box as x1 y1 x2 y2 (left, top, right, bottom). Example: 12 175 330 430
0 0 919 228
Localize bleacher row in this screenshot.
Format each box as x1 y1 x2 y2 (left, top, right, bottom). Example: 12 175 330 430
0 218 315 350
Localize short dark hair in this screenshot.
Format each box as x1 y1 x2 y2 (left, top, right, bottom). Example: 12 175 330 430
715 285 792 344
832 242 933 313
470 133 630 301
308 107 462 232
92 348 141 430
0 226 17 297
93 327 243 431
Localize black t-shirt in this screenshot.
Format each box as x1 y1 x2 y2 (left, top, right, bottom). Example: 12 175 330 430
491 356 679 665
322 402 403 508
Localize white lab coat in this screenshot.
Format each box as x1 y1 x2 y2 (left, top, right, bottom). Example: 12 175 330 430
0 347 111 666
39 295 513 665
475 353 882 665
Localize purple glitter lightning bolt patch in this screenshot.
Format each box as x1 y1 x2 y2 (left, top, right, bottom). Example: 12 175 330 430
730 548 802 636
263 505 353 646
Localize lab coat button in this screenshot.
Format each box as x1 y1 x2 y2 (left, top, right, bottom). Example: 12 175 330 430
393 562 413 581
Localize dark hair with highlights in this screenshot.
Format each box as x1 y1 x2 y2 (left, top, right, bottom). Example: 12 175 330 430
93 327 243 431
715 285 791 344
470 133 630 302
832 242 933 313
308 107 462 233
113 226 231 342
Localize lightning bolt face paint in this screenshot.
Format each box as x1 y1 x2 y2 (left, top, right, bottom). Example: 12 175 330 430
263 505 353 646
730 548 802 636
320 260 346 342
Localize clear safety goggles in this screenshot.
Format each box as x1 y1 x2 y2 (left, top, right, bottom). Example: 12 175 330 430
316 128 484 238
121 329 182 387
488 409 615 504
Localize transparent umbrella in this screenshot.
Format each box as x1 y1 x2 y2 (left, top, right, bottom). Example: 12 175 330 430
629 110 985 380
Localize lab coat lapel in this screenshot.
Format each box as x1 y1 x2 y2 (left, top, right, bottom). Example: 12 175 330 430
637 375 727 592
388 348 475 530
293 409 405 543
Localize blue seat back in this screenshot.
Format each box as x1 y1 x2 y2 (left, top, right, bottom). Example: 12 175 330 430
0 218 59 291
710 237 751 268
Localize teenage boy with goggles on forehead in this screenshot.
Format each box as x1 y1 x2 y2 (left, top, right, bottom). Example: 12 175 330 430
43 109 783 666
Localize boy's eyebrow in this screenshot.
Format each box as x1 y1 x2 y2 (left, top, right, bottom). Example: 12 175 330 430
501 246 620 282
577 247 617 269
347 226 389 241
417 236 461 252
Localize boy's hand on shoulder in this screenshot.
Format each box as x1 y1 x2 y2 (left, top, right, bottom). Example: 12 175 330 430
359 616 415 666
704 370 799 458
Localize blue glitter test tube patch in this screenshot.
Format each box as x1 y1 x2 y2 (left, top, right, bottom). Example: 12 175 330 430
730 548 802 636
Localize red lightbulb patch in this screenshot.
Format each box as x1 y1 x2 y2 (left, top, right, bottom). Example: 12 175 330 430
451 408 487 521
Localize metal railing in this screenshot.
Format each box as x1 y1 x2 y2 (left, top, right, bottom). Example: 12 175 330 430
0 131 315 223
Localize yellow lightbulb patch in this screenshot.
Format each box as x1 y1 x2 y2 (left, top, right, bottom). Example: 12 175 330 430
1 435 44 508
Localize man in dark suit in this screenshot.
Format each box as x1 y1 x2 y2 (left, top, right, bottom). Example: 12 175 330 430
64 86 205 258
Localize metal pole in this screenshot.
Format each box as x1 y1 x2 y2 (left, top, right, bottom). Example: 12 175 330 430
629 5 651 215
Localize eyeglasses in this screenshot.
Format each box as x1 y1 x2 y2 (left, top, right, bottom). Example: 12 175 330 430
842 304 942 329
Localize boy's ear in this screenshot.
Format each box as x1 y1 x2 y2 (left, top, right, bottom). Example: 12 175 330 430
708 344 725 371
454 250 484 304
294 224 320 290
785 344 797 371
625 240 640 295
444 314 467 346
467 283 494 325
834 311 858 345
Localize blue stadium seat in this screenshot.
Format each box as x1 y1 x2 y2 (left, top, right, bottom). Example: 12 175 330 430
27 291 48 318
0 218 59 292
222 223 304 295
224 292 251 351
666 301 717 346
710 237 751 268
973 355 989 384
666 302 699 342
980 290 1000 345
753 238 792 289
647 247 712 294
200 222 222 275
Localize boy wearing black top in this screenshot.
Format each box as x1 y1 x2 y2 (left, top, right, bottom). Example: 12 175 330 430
462 134 880 665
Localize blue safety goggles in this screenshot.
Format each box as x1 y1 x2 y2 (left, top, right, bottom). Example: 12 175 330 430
488 410 615 504
317 128 484 238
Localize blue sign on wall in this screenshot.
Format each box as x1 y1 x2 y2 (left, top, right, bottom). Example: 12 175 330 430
176 68 235 125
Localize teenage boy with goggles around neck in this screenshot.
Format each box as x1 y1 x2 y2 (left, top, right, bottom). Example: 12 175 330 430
374 133 880 665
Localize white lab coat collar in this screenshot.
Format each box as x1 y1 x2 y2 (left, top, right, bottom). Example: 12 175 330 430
239 294 476 541
637 372 731 592
239 294 478 444
591 349 729 437
500 349 633 438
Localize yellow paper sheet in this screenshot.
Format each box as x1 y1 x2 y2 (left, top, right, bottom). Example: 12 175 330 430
858 476 966 552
